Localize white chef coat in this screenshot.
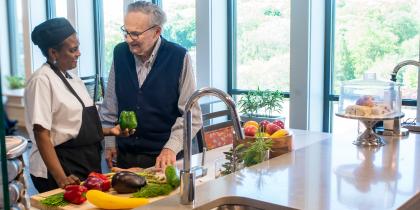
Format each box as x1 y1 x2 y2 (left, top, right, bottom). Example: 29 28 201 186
24 63 94 178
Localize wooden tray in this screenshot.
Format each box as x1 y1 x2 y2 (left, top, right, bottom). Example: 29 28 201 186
235 132 293 159
31 186 178 210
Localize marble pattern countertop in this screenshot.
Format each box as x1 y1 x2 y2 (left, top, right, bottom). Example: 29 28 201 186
136 129 420 210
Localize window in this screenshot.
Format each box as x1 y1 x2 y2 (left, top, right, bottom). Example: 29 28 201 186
102 0 124 77
234 0 290 92
55 0 68 18
229 1 291 121
161 0 196 69
8 0 25 78
329 0 420 132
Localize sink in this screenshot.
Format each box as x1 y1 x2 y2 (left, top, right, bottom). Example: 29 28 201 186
194 196 296 210
210 204 263 210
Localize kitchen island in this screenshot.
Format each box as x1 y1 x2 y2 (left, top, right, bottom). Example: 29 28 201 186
136 129 420 210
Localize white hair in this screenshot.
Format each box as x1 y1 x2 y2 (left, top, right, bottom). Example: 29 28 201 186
127 1 167 27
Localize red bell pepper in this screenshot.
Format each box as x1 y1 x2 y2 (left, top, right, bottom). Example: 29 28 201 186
63 185 87 205
88 172 108 181
87 172 111 191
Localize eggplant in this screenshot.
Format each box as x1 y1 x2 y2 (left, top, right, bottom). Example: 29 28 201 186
111 171 146 193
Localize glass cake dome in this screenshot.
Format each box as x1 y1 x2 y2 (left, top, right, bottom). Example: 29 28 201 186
337 73 402 118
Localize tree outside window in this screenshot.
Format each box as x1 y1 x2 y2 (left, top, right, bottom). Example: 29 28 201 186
332 0 420 133
161 0 196 70
235 0 291 92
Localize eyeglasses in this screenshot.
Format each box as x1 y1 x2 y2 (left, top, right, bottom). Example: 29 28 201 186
120 25 157 40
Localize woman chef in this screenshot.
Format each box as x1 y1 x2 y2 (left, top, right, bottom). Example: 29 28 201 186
24 18 129 193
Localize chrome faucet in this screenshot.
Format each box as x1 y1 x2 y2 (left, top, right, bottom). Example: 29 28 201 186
384 60 420 135
180 87 245 205
390 60 420 82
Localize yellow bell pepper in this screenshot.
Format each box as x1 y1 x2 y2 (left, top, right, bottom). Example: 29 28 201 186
86 190 149 209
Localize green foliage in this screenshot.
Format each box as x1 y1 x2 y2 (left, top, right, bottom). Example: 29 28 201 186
133 167 179 198
98 0 419 97
242 137 272 167
238 87 284 117
333 0 419 95
221 144 247 176
264 8 281 17
132 183 173 198
388 15 419 44
6 76 25 89
40 192 69 207
162 1 196 52
221 137 273 176
103 21 124 76
235 0 290 90
163 19 196 51
336 37 356 81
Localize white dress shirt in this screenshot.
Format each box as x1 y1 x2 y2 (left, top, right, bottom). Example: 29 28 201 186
24 63 93 178
99 37 202 154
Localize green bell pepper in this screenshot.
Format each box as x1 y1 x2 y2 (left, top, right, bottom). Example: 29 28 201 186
119 111 138 130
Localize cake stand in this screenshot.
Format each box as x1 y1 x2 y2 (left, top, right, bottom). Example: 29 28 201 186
335 113 404 147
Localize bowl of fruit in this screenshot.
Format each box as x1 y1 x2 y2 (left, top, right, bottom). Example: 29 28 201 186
240 120 293 158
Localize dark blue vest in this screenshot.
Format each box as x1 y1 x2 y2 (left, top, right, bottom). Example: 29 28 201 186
113 38 186 154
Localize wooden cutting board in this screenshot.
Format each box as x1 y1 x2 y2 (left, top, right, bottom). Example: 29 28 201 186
30 187 178 210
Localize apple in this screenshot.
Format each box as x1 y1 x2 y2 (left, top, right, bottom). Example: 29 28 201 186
272 120 285 129
265 123 281 135
259 120 270 132
244 125 258 137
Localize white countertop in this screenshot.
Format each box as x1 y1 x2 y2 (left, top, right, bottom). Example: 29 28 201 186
136 129 420 210
2 88 24 97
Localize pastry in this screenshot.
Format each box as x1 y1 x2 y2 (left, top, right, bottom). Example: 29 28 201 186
345 95 392 117
345 105 372 116
356 95 375 107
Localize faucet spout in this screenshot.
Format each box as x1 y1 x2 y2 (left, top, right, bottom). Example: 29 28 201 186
180 87 245 205
381 60 420 136
391 60 420 81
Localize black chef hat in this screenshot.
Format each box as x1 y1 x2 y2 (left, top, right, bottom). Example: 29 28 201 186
31 18 76 51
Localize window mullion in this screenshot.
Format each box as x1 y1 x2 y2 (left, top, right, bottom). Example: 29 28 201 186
6 0 17 76
22 0 32 80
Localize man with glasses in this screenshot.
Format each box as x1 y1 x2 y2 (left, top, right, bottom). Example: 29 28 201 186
99 1 202 171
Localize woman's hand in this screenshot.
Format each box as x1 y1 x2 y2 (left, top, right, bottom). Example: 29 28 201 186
104 125 135 137
57 174 80 189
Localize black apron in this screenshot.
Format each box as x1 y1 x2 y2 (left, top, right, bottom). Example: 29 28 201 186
48 62 104 181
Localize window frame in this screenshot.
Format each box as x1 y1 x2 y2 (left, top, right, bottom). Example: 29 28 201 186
0 79 10 210
227 0 291 99
46 0 55 19
323 0 419 132
6 0 18 76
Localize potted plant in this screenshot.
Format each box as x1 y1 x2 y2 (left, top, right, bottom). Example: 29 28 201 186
238 87 285 123
6 75 25 90
4 75 26 127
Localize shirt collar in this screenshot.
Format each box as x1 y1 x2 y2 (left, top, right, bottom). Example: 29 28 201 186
64 71 73 79
135 37 162 66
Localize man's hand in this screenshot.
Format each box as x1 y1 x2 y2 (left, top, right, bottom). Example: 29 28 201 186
155 148 176 170
57 174 80 189
105 147 118 169
107 125 135 137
